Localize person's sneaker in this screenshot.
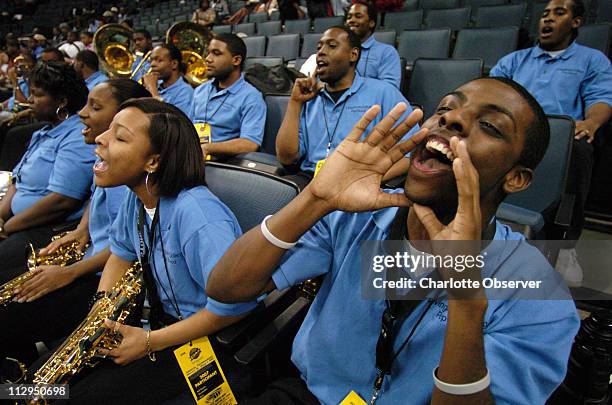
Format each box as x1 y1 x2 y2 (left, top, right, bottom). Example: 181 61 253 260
555 248 584 288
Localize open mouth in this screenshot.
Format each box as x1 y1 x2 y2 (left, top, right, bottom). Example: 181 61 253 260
81 123 92 137
316 59 328 74
540 26 554 37
411 136 455 174
93 151 109 174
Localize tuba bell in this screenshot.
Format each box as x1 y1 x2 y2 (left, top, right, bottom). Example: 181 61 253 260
94 23 136 78
166 22 211 86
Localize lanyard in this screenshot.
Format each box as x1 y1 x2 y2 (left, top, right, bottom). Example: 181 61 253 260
203 84 230 123
320 92 350 157
137 203 183 324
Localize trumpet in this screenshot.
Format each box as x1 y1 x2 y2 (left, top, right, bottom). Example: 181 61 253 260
0 233 88 306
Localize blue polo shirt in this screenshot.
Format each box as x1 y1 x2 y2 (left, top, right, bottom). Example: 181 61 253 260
110 186 257 318
87 184 128 257
358 35 401 89
131 55 151 83
490 41 612 120
298 74 419 172
272 205 580 404
189 74 266 145
84 70 109 91
158 76 194 116
7 78 30 111
11 114 95 221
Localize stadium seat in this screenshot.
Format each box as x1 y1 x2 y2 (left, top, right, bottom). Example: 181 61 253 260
248 12 269 24
262 95 290 155
243 35 267 57
270 10 280 20
258 20 282 36
497 115 576 239
596 0 612 22
463 0 506 7
453 27 519 70
244 56 284 69
425 7 471 30
576 23 611 55
313 16 344 32
529 2 548 39
406 58 483 117
475 3 527 28
234 22 256 35
403 0 419 10
293 57 309 72
212 25 232 34
383 10 423 31
284 18 311 34
266 34 300 60
373 30 397 46
205 161 300 232
420 0 460 10
301 33 323 57
396 28 451 65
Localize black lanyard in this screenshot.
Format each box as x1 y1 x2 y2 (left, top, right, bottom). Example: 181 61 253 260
320 91 350 157
203 84 230 123
137 203 183 326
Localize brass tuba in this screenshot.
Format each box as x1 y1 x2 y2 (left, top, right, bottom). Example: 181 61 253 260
94 23 136 78
166 21 211 86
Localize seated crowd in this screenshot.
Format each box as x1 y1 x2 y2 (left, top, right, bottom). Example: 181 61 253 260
0 0 610 403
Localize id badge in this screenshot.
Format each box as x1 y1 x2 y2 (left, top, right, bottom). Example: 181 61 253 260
194 122 212 145
314 159 326 177
173 336 237 405
340 390 368 405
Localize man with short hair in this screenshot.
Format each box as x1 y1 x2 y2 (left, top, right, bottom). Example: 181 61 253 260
279 26 417 185
207 76 580 404
189 33 266 158
80 31 94 50
141 43 194 115
74 50 108 91
41 47 65 63
131 29 153 83
490 0 612 285
300 3 402 88
59 31 85 60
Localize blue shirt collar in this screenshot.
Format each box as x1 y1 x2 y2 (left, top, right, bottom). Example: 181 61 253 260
321 73 365 104
534 40 578 60
210 73 246 95
39 114 81 138
159 76 186 92
361 35 376 50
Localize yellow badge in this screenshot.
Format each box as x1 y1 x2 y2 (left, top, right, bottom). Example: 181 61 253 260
173 336 237 405
314 159 326 177
340 390 368 405
194 122 212 145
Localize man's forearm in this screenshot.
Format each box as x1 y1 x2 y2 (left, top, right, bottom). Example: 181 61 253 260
70 247 111 278
585 102 612 130
207 186 332 303
276 99 303 165
206 138 259 156
431 300 494 405
3 192 81 234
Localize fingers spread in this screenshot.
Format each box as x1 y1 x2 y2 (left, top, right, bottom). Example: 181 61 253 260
379 108 423 152
387 128 429 163
365 102 407 146
345 105 381 142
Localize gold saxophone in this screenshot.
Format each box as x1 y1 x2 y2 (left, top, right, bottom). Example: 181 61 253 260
32 262 143 387
0 234 88 306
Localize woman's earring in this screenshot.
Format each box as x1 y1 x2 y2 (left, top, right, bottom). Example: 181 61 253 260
55 106 69 121
145 171 153 195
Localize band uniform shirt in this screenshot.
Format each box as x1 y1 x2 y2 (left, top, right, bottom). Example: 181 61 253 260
158 76 194 116
110 186 257 318
84 70 109 91
189 73 266 146
358 35 401 89
298 74 419 173
490 41 612 120
271 200 580 404
11 114 95 221
87 183 128 257
7 78 29 111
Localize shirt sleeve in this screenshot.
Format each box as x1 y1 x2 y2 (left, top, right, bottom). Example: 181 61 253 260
239 91 267 145
272 217 334 290
109 194 139 262
379 47 401 89
47 130 95 200
104 186 128 225
580 52 612 111
489 53 515 78
183 220 258 316
485 299 580 404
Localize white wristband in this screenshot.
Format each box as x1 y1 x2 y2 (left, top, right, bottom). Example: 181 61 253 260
260 215 297 250
433 367 490 395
